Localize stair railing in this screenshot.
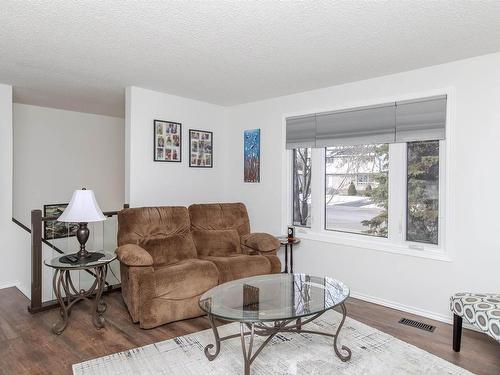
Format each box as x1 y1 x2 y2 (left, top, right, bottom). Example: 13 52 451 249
12 203 128 313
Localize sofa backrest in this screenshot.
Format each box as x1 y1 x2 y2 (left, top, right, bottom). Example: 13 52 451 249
188 203 251 257
118 206 198 267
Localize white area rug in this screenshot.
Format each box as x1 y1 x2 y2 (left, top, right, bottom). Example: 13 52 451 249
73 310 473 374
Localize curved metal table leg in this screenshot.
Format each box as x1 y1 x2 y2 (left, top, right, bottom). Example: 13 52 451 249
96 265 108 314
92 265 107 329
296 317 302 332
52 269 69 335
333 302 352 362
204 311 221 360
240 323 255 375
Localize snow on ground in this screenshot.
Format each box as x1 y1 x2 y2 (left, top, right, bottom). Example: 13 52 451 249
327 195 365 204
326 195 381 209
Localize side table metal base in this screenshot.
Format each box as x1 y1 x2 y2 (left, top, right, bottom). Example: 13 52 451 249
278 237 300 274
52 265 108 335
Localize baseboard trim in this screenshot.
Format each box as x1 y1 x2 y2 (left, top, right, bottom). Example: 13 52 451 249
0 281 30 300
350 291 480 333
16 283 30 299
0 281 20 291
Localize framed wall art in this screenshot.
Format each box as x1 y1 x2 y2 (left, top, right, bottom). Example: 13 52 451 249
189 129 213 168
244 128 260 183
43 203 79 239
154 119 182 162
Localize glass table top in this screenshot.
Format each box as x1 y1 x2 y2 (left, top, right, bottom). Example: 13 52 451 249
44 252 116 269
199 273 349 322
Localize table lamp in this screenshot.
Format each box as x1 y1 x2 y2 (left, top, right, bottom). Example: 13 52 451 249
58 188 106 260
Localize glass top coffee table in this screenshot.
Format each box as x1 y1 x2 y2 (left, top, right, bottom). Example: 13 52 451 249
199 273 352 374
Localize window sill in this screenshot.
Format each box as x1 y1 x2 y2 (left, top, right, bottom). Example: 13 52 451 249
294 228 452 262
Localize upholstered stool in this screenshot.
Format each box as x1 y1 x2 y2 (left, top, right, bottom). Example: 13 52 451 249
450 292 500 351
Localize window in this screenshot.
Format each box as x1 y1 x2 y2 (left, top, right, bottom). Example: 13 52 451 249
290 140 444 249
292 148 312 227
325 144 389 237
286 94 447 253
406 140 439 244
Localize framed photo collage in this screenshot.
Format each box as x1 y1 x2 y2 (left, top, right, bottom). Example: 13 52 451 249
154 120 213 168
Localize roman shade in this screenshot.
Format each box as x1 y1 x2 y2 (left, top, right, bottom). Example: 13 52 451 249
285 114 316 149
315 103 396 147
395 95 447 142
285 95 447 148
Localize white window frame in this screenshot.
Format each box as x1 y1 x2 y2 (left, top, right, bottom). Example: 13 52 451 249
282 88 454 262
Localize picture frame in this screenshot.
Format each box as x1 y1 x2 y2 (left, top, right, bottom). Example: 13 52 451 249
43 203 79 239
189 129 213 168
244 128 260 182
154 119 182 162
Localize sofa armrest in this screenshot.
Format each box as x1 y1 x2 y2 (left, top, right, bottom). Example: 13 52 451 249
118 259 155 325
241 233 280 254
116 244 153 267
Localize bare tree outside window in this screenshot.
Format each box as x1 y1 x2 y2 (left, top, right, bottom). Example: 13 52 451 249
292 148 312 227
325 144 389 236
407 140 439 244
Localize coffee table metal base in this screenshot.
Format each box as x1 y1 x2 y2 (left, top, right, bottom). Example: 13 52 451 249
204 303 352 375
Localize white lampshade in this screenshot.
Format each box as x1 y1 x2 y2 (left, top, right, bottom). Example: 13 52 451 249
58 189 106 223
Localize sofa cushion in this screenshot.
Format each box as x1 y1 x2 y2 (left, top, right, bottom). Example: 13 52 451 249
189 203 250 237
118 206 198 267
241 233 280 253
200 254 271 284
154 259 219 300
138 234 197 267
192 229 241 256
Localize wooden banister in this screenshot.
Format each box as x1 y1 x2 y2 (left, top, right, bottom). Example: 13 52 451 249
30 209 42 312
12 203 129 314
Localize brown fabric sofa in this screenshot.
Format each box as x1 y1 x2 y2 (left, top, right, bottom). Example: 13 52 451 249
116 203 280 329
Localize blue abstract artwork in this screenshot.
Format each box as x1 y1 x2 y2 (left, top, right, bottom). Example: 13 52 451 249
244 129 260 182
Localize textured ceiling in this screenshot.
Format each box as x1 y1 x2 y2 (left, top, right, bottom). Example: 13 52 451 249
1 1 500 117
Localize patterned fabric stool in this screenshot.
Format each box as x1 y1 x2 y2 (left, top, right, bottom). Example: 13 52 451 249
450 292 500 351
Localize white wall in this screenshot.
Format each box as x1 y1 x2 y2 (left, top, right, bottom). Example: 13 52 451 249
0 83 16 288
126 86 229 207
11 104 125 300
13 104 125 225
221 52 500 321
0 84 31 295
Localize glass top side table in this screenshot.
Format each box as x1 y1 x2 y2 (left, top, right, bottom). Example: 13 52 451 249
44 252 116 334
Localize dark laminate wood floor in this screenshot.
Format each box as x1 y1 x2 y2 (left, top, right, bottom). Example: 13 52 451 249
0 287 498 375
